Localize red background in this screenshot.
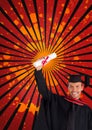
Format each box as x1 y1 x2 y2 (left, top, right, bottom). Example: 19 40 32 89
0 0 92 130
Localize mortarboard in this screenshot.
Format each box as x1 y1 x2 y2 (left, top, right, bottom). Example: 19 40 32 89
68 74 90 87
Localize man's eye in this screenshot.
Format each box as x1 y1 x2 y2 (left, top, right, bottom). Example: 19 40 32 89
76 86 79 88
69 86 73 88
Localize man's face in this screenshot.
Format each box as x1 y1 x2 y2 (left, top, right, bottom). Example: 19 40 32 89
68 82 84 99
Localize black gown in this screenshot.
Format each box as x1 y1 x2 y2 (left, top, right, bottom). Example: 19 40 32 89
32 70 92 130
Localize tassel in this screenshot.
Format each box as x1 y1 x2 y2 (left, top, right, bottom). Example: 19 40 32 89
85 75 90 87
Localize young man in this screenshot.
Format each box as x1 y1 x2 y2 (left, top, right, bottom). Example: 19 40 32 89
33 67 92 130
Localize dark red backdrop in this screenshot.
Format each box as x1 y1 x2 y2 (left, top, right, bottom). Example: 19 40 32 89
0 0 92 130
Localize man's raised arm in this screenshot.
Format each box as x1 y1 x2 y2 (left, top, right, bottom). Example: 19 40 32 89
34 68 50 100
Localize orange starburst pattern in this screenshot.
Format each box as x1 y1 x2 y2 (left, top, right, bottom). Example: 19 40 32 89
0 0 92 130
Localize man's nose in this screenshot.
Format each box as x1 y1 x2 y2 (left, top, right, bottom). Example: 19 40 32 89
72 87 77 91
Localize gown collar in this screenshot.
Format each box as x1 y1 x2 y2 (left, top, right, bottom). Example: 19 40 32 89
64 96 86 106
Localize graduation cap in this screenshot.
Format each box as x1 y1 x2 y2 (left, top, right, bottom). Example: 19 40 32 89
68 74 90 87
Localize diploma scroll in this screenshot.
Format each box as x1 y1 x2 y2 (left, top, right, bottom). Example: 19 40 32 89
33 52 57 68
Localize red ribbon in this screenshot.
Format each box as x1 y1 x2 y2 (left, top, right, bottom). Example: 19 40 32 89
42 56 49 66
64 96 87 106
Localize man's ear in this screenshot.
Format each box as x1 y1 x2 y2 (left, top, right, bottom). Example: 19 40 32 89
67 83 70 89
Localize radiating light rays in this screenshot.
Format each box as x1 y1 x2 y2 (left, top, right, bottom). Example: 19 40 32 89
0 0 92 129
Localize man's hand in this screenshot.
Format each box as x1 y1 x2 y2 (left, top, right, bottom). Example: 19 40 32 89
36 65 42 71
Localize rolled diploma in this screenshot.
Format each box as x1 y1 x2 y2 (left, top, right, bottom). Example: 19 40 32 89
33 52 57 68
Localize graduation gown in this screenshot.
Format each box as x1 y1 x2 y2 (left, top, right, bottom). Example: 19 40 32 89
33 70 92 130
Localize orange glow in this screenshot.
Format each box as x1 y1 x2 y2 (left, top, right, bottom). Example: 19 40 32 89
74 56 79 60
18 103 27 112
65 8 70 14
3 55 10 59
14 20 19 25
18 103 39 114
74 36 81 42
30 13 37 23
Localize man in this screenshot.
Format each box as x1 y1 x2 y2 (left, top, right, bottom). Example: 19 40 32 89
33 66 92 130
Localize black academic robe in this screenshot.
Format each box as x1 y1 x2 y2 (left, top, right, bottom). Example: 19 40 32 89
33 70 92 130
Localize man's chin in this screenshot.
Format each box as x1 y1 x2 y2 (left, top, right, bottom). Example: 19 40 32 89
70 94 80 99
